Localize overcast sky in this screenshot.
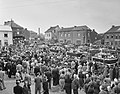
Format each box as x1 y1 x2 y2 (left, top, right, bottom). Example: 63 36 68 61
0 0 120 34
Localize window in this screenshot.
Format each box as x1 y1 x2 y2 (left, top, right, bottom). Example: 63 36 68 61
4 34 8 37
106 42 109 45
76 40 81 45
67 40 71 44
88 33 90 37
68 34 70 37
106 35 109 39
4 40 8 46
116 35 118 39
111 42 113 45
111 35 113 38
65 34 67 37
17 32 19 34
78 33 80 37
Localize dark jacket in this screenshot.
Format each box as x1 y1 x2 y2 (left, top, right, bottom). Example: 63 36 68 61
45 71 52 82
13 85 23 94
72 78 79 90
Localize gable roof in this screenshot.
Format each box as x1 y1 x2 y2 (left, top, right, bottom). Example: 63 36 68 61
4 20 23 29
0 25 12 32
105 25 120 34
45 25 59 33
58 25 91 32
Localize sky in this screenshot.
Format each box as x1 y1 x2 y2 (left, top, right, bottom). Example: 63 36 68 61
0 0 120 34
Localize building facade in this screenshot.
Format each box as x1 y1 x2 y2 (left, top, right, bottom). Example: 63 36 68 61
45 25 60 40
0 25 13 47
58 25 94 45
4 20 37 44
104 25 120 47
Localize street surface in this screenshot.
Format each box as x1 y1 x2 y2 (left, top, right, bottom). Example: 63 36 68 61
0 74 85 94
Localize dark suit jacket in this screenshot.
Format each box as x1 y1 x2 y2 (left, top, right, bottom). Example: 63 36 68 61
13 85 23 94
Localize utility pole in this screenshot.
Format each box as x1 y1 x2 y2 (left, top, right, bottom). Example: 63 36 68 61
38 28 40 38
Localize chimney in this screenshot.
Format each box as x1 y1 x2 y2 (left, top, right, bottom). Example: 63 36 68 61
93 29 95 32
38 28 40 36
112 25 115 28
4 22 7 25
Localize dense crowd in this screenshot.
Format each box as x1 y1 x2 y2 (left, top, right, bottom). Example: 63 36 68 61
0 43 120 94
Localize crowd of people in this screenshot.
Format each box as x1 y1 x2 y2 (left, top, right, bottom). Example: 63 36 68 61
0 42 120 94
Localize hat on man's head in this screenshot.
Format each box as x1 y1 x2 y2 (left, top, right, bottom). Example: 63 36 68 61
16 80 20 84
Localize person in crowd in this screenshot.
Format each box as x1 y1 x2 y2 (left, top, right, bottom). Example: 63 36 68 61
16 63 23 80
23 81 31 94
87 83 95 94
34 64 40 77
11 62 17 78
0 67 6 90
13 80 23 94
15 70 21 82
5 61 12 78
59 70 65 91
24 72 31 90
109 65 114 81
113 82 120 94
78 70 84 90
64 74 72 94
52 67 59 86
34 72 42 94
99 85 108 94
42 73 49 94
72 74 79 94
45 69 52 89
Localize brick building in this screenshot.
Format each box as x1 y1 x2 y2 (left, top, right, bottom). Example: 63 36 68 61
104 25 120 47
58 25 97 45
0 25 13 47
45 25 60 41
4 20 37 44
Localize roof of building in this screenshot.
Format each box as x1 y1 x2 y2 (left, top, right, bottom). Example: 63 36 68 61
45 25 59 33
58 25 91 32
105 25 120 34
29 30 37 34
0 25 12 32
4 20 23 29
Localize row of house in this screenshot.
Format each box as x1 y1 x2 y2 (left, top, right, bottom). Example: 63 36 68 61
104 25 120 47
45 25 120 47
1 20 119 47
0 20 38 47
45 25 99 45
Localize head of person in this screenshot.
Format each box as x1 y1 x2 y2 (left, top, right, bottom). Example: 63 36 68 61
16 80 20 85
24 81 28 86
74 74 78 79
62 71 65 74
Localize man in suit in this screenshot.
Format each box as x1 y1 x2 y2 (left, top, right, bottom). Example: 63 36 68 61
0 67 6 90
45 69 52 89
13 80 23 94
34 72 42 94
24 72 31 90
72 74 79 94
